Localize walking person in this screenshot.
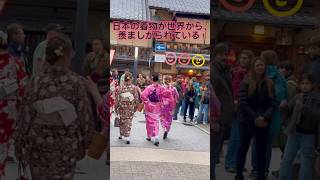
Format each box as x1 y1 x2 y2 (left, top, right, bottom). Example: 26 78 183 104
211 43 234 180
235 58 277 180
141 74 164 146
115 72 140 144
225 49 254 173
14 34 94 179
160 75 179 139
82 38 108 82
183 82 196 123
173 76 183 120
251 50 287 178
136 73 145 90
33 24 64 76
272 61 298 177
278 73 320 180
7 23 31 75
0 30 27 179
196 83 210 125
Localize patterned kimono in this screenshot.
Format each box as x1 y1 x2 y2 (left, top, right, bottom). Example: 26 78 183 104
160 84 179 133
0 52 27 177
109 78 118 113
115 84 139 138
14 65 94 180
141 83 164 139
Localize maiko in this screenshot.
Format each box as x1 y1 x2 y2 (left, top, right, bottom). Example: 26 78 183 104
219 0 303 17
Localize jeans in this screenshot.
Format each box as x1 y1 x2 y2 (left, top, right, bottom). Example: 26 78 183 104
180 100 186 117
212 124 226 180
184 100 195 120
173 100 182 120
278 133 315 180
236 123 269 180
251 133 274 173
197 103 209 124
225 116 240 169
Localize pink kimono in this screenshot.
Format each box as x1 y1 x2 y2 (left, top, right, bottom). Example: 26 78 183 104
141 83 164 139
160 85 179 133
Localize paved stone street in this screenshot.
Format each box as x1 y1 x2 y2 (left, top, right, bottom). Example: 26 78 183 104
4 154 109 180
110 112 211 180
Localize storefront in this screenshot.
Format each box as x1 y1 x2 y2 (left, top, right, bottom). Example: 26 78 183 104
213 2 317 70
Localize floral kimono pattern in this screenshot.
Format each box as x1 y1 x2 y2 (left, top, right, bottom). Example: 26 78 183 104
141 84 165 138
14 65 94 180
0 53 27 177
115 84 139 137
160 85 179 133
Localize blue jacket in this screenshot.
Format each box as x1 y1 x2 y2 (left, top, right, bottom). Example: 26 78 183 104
266 65 287 135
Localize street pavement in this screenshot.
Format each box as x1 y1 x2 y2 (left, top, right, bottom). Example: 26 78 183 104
110 112 210 180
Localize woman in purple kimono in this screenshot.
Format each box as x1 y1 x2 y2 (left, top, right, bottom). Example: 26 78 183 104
160 75 179 139
141 75 164 146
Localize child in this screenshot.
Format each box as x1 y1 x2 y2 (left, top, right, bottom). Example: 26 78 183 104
278 73 320 180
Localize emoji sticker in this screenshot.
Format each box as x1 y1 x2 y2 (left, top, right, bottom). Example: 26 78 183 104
219 0 256 13
263 0 303 17
178 53 191 66
192 54 206 67
165 52 177 65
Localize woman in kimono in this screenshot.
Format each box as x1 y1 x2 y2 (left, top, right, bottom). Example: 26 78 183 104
0 30 27 178
160 75 179 139
14 34 94 180
115 72 140 144
141 75 165 146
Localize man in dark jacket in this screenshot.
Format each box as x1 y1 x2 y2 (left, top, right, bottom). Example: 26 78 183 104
211 42 234 180
303 37 320 88
7 23 31 75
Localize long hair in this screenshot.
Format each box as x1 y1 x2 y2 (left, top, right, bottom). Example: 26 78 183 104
244 58 274 97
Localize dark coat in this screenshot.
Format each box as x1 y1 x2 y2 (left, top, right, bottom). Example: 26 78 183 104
238 80 277 125
211 62 234 126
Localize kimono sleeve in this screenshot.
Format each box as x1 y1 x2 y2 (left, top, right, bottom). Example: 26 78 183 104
141 86 150 104
76 80 95 149
15 59 28 107
97 92 110 128
14 77 36 162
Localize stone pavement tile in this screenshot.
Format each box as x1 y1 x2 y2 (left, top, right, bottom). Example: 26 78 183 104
111 161 209 180
215 144 282 180
4 154 109 180
111 147 209 165
111 112 210 152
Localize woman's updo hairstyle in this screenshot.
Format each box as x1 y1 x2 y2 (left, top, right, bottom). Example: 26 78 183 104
124 72 132 82
46 34 72 65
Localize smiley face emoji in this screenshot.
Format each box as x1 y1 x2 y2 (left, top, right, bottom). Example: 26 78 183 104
263 0 303 17
219 0 256 13
165 52 177 65
192 54 206 67
178 53 191 66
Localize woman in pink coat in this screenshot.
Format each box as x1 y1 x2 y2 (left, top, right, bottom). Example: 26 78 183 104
141 75 164 146
160 75 179 139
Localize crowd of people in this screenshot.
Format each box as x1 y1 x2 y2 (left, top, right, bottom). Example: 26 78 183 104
211 42 320 180
0 23 109 179
109 68 210 146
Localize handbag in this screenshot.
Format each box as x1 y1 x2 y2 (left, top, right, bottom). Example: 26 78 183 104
87 131 108 160
114 115 120 127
